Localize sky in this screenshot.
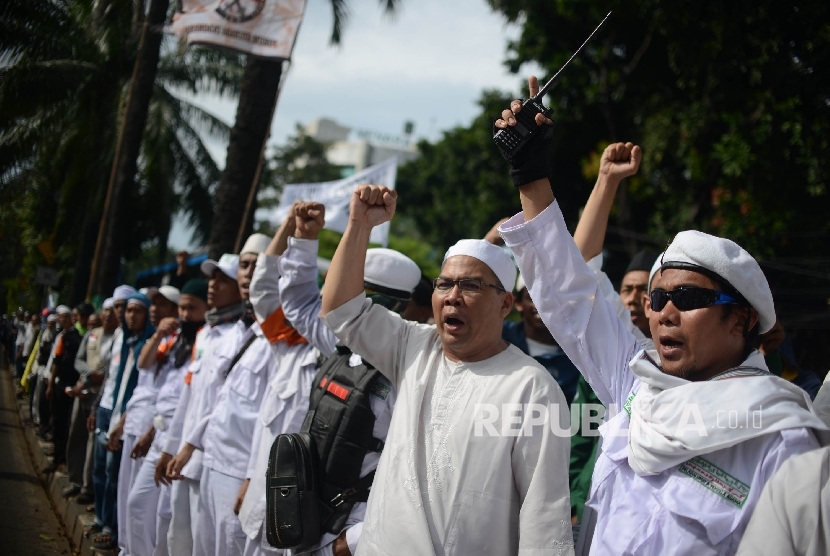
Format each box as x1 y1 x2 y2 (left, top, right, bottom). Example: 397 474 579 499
169 0 542 250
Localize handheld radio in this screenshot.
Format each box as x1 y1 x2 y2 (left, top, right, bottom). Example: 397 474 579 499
493 12 613 164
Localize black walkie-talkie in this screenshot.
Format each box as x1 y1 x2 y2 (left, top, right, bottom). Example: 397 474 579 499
493 12 612 164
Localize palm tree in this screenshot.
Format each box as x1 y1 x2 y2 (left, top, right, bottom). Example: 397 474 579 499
207 0 402 259
0 0 242 303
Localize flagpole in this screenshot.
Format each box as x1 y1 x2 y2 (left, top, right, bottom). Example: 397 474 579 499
233 59 292 254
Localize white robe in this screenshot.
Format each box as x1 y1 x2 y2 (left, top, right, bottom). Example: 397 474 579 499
322 294 574 556
736 445 830 556
500 200 828 555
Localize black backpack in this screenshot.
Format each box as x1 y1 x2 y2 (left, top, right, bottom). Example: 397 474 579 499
266 346 385 550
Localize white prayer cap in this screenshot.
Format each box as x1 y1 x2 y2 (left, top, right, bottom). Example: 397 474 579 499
661 231 775 333
364 248 421 298
102 298 114 310
112 285 136 301
148 285 180 306
240 233 271 256
47 314 57 323
201 253 239 281
648 252 664 293
55 305 71 315
443 239 517 292
515 273 526 294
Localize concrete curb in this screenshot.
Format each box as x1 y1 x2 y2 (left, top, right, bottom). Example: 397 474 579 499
14 388 116 555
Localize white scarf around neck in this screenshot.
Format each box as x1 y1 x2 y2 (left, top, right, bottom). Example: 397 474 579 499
627 349 830 476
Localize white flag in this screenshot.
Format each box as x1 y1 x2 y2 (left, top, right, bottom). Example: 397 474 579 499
272 158 399 246
172 0 307 59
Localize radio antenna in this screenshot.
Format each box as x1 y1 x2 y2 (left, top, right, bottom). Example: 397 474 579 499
533 11 612 100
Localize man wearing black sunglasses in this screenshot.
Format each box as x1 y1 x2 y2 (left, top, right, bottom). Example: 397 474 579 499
495 76 829 555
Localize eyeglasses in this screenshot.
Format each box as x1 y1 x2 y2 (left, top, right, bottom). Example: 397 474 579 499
650 287 740 312
433 278 505 295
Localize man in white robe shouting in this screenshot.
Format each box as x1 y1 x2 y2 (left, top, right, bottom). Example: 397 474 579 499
494 77 830 555
320 184 574 556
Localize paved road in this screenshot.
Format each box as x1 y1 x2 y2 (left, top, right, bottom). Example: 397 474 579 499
0 363 72 555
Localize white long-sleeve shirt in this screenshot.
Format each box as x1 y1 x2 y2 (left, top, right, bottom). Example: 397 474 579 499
278 239 397 556
500 200 821 555
97 327 123 410
736 445 830 556
186 320 278 480
164 323 237 480
323 294 574 556
125 356 163 437
586 253 654 351
238 252 317 541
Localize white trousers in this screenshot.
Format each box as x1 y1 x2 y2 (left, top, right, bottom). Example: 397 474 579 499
167 477 200 556
126 440 165 556
196 467 246 556
243 527 282 556
154 449 172 556
117 433 143 554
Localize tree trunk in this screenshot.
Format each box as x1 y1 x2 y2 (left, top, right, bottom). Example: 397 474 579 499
87 0 170 297
207 58 283 260
68 181 104 305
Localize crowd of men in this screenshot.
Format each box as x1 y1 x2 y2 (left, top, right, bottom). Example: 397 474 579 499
3 85 830 555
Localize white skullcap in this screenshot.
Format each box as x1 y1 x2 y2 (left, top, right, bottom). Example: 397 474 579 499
55 305 71 315
112 285 136 301
443 239 517 292
661 231 775 333
47 314 58 323
102 298 114 309
648 252 664 293
364 248 421 298
201 254 239 281
515 273 526 294
149 285 180 306
240 233 271 256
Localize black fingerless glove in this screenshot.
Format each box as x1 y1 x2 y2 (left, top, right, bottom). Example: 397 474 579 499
493 110 555 188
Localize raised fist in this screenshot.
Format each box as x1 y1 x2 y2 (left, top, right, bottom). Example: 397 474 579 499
294 202 326 240
599 142 642 182
349 184 397 228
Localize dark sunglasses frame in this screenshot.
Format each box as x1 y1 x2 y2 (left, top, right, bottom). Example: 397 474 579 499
365 290 409 314
433 277 506 294
650 286 740 312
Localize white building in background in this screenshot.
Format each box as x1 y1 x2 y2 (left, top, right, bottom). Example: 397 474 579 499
255 118 419 230
304 117 419 174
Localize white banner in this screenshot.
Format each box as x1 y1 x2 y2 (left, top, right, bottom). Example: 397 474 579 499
172 0 307 59
272 158 399 246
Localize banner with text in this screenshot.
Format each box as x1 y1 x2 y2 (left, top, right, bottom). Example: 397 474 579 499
272 158 399 246
172 0 307 58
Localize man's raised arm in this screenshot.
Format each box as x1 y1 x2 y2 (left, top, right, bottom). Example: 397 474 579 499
320 185 397 316
573 142 642 262
319 184 408 387
494 77 640 408
278 202 338 356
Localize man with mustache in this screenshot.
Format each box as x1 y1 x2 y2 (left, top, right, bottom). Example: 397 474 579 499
320 184 573 555
168 234 279 556
494 77 830 554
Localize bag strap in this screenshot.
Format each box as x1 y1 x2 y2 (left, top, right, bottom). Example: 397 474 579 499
224 333 257 378
329 470 376 508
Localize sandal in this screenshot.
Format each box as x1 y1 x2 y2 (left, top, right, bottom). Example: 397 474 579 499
83 523 102 538
91 530 116 549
